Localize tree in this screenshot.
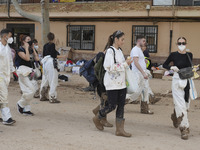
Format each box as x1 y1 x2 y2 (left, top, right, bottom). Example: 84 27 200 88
11 0 50 45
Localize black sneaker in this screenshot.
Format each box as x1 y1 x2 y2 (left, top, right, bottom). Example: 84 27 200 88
0 118 2 122
23 111 34 116
17 104 24 114
3 118 16 125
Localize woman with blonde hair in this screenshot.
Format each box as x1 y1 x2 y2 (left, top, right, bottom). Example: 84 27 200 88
163 37 196 140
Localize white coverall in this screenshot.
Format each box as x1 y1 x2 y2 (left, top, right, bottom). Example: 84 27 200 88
40 56 58 101
126 70 149 103
17 66 36 112
172 72 196 128
0 42 15 121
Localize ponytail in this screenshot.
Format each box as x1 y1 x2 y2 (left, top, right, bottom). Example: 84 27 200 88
104 30 124 51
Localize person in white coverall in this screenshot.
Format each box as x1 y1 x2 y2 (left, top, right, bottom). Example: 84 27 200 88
126 35 154 114
0 29 16 125
40 32 67 103
163 37 197 140
16 35 39 116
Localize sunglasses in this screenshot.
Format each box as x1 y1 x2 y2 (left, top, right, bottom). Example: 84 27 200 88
177 42 186 45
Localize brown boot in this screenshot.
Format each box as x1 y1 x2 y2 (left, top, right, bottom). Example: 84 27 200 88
179 127 189 140
92 105 100 115
101 116 113 127
34 89 40 98
171 109 178 128
171 110 184 128
40 87 49 101
49 96 60 103
141 101 154 114
115 119 132 137
92 105 113 127
149 95 161 105
93 114 104 131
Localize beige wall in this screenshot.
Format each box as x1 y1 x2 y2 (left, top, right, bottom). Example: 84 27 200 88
1 21 200 60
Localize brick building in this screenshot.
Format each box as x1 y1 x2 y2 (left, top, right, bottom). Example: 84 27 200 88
0 0 200 63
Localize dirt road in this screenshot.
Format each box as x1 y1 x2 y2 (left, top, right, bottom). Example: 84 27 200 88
1 74 200 150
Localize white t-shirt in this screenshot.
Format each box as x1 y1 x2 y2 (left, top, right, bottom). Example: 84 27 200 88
130 46 146 72
103 46 128 90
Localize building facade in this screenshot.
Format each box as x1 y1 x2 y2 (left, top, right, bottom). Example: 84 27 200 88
0 0 200 63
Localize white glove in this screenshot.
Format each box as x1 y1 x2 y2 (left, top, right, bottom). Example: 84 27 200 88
170 66 179 72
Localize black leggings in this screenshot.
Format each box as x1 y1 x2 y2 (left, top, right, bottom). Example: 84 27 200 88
99 88 127 119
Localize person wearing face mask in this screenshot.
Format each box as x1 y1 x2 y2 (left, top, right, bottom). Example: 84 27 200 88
33 39 39 51
163 37 194 140
0 29 16 125
15 35 39 116
126 35 154 114
93 31 133 137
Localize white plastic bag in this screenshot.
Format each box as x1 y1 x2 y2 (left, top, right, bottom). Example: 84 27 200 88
125 68 139 94
189 79 197 100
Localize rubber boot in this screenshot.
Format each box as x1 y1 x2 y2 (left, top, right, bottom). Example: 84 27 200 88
171 109 179 128
141 101 154 114
115 119 131 137
171 110 184 128
93 113 104 131
40 87 49 101
101 117 113 127
49 96 60 103
149 95 161 105
92 105 100 115
180 127 189 140
92 105 113 127
34 89 40 98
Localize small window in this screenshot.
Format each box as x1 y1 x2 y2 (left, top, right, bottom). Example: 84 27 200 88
132 25 158 53
67 25 95 50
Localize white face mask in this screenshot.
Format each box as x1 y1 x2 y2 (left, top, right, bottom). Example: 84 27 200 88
34 45 39 50
7 37 13 44
178 45 186 52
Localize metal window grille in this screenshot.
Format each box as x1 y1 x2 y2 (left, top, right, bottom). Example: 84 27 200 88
67 25 95 50
132 25 158 53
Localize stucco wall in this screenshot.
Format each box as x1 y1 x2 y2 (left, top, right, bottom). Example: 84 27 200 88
1 21 200 63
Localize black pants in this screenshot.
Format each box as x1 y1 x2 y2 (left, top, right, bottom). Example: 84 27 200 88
99 88 126 119
184 80 190 103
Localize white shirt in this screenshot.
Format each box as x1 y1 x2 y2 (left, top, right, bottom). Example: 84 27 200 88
103 46 128 90
0 42 15 85
130 46 146 72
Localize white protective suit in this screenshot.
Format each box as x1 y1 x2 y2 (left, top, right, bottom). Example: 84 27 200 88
126 70 150 103
40 56 58 101
0 42 15 121
172 72 197 128
17 65 36 112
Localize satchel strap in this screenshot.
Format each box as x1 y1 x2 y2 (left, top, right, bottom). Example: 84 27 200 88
186 52 193 67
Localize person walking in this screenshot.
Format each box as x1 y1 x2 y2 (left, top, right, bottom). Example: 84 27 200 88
16 35 40 116
40 32 67 103
126 35 154 114
163 37 196 140
93 30 132 137
0 29 16 125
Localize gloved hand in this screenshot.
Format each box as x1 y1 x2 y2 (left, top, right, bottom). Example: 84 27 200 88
170 66 179 72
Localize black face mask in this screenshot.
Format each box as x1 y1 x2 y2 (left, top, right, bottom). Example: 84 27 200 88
28 41 33 46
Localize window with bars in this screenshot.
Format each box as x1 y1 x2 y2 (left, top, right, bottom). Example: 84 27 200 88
132 25 158 53
67 25 95 50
